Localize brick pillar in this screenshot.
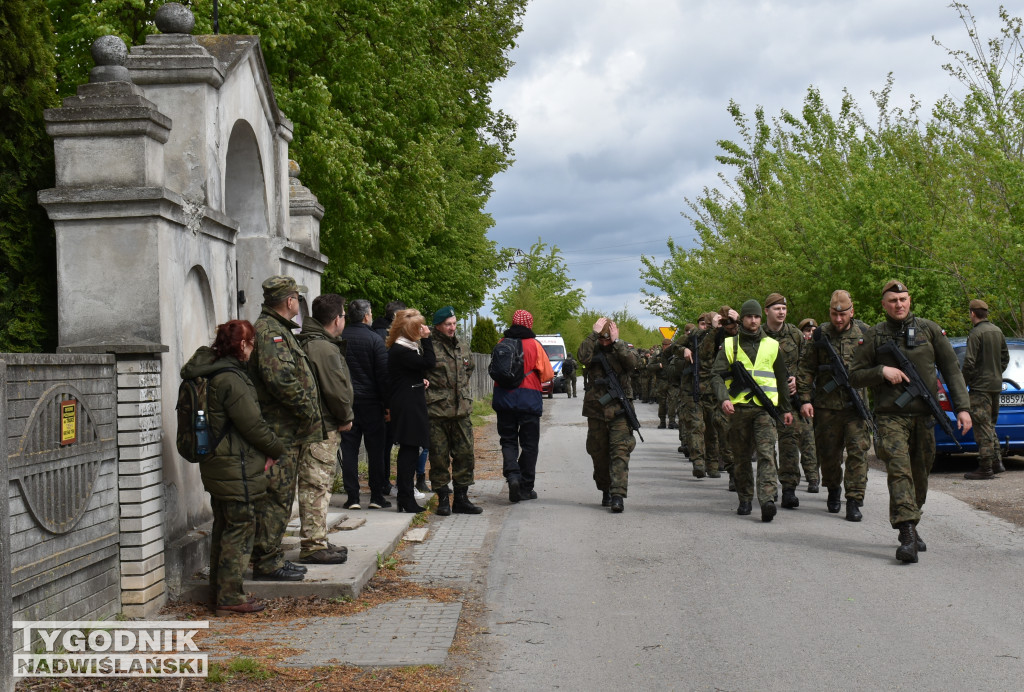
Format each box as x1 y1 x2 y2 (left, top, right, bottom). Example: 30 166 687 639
115 355 168 617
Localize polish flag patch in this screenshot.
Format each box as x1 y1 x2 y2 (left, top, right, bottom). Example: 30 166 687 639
273 336 284 343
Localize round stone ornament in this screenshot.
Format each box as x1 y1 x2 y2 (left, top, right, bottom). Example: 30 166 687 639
91 35 128 66
155 2 196 34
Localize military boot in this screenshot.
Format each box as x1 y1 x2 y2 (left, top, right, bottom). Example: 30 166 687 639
896 522 919 563
807 480 820 493
435 486 452 516
452 487 483 514
826 487 842 513
610 495 624 513
993 457 1006 474
692 465 706 479
845 499 862 522
728 475 736 492
914 527 927 552
781 488 799 509
964 467 994 480
761 500 777 522
602 490 611 507
737 500 752 515
658 420 667 429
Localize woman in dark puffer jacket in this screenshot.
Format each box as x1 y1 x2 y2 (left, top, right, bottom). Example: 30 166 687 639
180 320 285 615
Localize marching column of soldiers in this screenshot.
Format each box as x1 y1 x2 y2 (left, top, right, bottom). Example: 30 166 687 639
599 281 1003 565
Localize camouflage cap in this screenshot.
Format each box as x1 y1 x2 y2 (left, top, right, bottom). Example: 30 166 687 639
970 298 989 311
882 279 908 296
262 275 307 303
433 305 456 324
798 318 817 330
830 289 853 311
765 292 786 308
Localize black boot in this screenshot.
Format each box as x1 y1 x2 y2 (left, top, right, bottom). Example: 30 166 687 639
658 420 666 429
826 487 841 513
915 527 927 552
807 480 820 493
610 495 624 513
845 498 862 522
728 475 737 492
737 500 752 515
602 490 611 507
896 522 919 563
416 473 430 493
507 474 521 503
435 487 451 516
452 487 483 514
781 488 799 509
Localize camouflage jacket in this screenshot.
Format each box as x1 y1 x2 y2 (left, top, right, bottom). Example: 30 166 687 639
425 328 474 419
962 320 1009 392
250 306 324 444
698 327 728 399
796 322 866 411
849 313 969 415
578 333 637 419
298 317 355 430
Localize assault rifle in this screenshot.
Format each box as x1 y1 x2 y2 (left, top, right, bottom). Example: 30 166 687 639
728 359 783 424
594 349 644 442
876 340 962 451
812 327 877 436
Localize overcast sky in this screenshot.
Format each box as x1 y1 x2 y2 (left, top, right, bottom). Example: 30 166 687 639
482 0 1002 328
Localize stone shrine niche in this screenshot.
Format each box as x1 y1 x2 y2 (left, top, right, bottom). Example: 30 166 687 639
182 266 217 359
225 120 271 239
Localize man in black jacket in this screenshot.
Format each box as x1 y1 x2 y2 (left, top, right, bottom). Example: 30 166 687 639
339 299 391 509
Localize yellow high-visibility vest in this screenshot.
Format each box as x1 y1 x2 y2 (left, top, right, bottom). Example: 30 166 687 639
723 336 780 405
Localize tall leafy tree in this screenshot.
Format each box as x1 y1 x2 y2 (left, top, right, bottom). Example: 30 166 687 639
491 239 585 334
1 0 59 350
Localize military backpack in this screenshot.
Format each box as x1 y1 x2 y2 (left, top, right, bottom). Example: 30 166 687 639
175 368 238 463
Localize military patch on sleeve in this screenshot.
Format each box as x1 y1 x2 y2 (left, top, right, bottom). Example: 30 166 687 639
858 339 864 345
941 329 947 336
273 336 284 343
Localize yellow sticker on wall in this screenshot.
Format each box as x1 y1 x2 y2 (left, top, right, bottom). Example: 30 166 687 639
60 399 77 445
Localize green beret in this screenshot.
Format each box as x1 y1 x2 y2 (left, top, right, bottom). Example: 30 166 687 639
433 305 456 325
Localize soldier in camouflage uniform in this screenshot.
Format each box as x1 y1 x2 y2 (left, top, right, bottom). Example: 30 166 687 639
249 275 325 581
562 353 578 398
763 293 818 509
710 300 793 522
797 291 870 522
579 317 638 513
796 318 820 491
700 307 739 485
649 339 677 428
678 318 709 476
297 294 354 564
849 280 971 563
426 306 483 515
639 349 654 402
962 299 1010 480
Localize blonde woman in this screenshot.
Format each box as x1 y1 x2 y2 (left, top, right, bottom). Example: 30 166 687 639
386 309 437 512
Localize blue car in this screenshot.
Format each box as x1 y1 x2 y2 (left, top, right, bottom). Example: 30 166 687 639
934 337 1024 457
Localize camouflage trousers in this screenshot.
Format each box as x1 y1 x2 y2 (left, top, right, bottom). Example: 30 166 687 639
874 414 934 528
209 497 255 606
657 385 676 425
565 375 577 397
428 416 476 490
298 430 340 557
678 394 706 470
702 398 732 475
813 408 870 502
253 441 305 573
728 406 779 505
586 416 636 497
970 390 1001 472
777 413 819 489
666 386 680 425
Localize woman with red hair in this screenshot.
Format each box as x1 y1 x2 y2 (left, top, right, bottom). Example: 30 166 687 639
181 320 285 614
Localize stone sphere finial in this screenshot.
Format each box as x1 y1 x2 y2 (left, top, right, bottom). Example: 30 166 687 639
154 3 195 35
91 35 128 67
288 160 301 178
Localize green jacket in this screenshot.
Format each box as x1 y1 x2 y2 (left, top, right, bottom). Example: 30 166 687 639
796 322 866 411
298 317 355 429
709 327 792 412
849 313 969 415
577 333 637 419
181 348 285 503
962 320 1009 393
425 328 475 419
250 306 324 444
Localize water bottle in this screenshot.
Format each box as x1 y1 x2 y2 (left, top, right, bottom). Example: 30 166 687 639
195 409 210 455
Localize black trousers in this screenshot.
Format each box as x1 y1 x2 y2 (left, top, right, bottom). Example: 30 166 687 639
340 401 389 499
496 411 540 490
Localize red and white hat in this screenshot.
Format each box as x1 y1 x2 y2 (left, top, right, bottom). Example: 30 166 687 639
512 310 534 328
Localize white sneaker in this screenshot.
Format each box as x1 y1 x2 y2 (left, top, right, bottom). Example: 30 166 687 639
414 488 425 500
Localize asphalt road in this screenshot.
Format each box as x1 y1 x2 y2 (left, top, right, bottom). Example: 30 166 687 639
476 396 1024 691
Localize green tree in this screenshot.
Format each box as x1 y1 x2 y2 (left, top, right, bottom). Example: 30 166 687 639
47 0 526 316
469 316 500 354
1 0 59 351
491 239 585 334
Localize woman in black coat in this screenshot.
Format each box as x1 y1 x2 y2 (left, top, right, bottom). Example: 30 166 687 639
386 309 437 512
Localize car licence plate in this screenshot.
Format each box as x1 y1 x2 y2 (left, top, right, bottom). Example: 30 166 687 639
1000 393 1024 406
